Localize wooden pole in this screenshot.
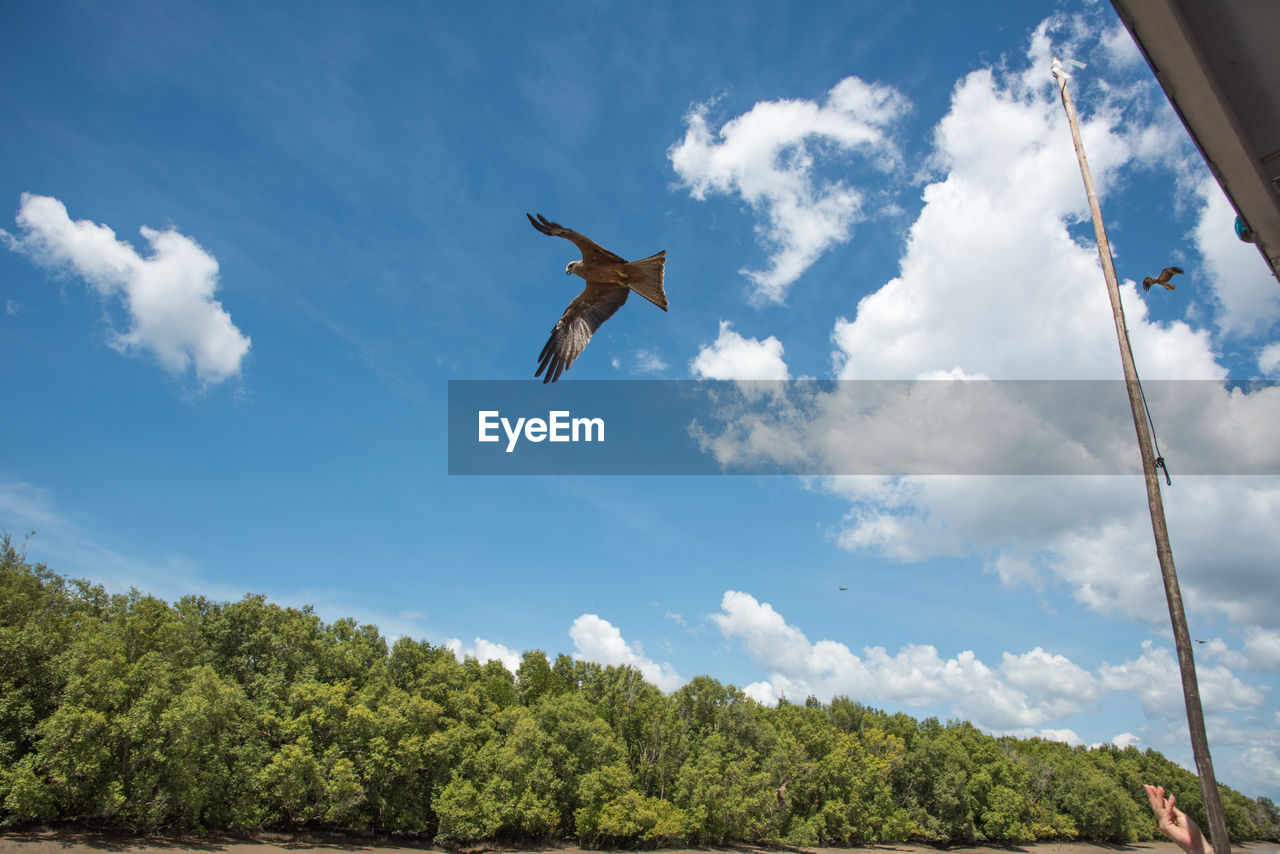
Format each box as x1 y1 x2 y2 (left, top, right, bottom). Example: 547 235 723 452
1051 59 1230 854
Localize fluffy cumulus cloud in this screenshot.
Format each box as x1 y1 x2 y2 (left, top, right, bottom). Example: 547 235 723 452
712 590 1108 731
711 590 1269 740
569 613 683 691
670 77 908 303
681 12 1278 799
1097 640 1264 719
1033 728 1084 746
1191 175 1280 337
682 17 1280 631
814 472 1280 631
1112 732 1142 749
1260 342 1280 376
692 378 1280 479
690 321 790 380
3 193 250 385
831 34 1216 382
445 637 522 674
1233 627 1280 671
680 17 1280 643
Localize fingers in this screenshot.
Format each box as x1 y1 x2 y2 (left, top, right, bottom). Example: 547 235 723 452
1144 784 1168 814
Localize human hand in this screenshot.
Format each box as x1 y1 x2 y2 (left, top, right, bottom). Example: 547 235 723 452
1144 784 1208 854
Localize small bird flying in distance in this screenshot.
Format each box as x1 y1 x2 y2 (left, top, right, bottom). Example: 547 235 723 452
1142 266 1183 291
527 213 668 383
839 586 848 591
775 773 791 808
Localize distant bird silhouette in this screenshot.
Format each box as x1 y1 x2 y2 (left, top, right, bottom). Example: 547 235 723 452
839 586 848 591
1142 266 1183 292
1195 639 1206 644
775 774 791 808
527 213 668 382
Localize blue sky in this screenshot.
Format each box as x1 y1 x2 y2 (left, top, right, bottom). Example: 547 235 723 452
3 0 1279 801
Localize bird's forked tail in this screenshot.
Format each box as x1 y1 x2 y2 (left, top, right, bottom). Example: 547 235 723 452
621 251 668 311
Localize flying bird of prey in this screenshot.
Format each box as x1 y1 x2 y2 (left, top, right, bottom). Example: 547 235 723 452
527 213 668 383
1142 266 1183 292
775 773 791 808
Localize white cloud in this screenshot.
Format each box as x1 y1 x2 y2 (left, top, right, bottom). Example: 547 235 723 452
1098 640 1264 719
670 77 908 303
712 589 1268 782
445 637 522 674
3 193 250 385
1192 177 1280 337
632 347 669 375
710 590 1097 730
690 321 790 380
677 21 1280 636
830 62 1217 382
569 613 683 692
1099 21 1143 69
1220 626 1280 672
1260 343 1280 376
1239 745 1280 790
1000 647 1100 717
692 379 1280 478
680 12 1280 800
1036 728 1084 746
818 473 1280 630
1112 732 1142 749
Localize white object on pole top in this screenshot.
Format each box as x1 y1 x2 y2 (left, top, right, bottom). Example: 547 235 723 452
1051 57 1087 81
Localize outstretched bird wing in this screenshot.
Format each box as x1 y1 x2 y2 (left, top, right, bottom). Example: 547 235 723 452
775 774 791 807
536 282 630 383
528 213 627 265
1144 266 1184 291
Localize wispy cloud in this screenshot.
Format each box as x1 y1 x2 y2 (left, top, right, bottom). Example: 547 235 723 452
632 347 669 375
3 193 250 386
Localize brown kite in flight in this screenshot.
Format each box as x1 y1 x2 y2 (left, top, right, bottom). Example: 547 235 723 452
1142 266 1183 291
527 213 668 383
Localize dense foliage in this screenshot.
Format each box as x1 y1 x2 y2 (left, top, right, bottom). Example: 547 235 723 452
2 537 1277 845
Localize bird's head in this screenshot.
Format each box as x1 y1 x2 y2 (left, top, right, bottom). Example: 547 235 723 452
565 260 582 276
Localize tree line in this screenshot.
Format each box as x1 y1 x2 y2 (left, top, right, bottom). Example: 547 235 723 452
2 536 1277 845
